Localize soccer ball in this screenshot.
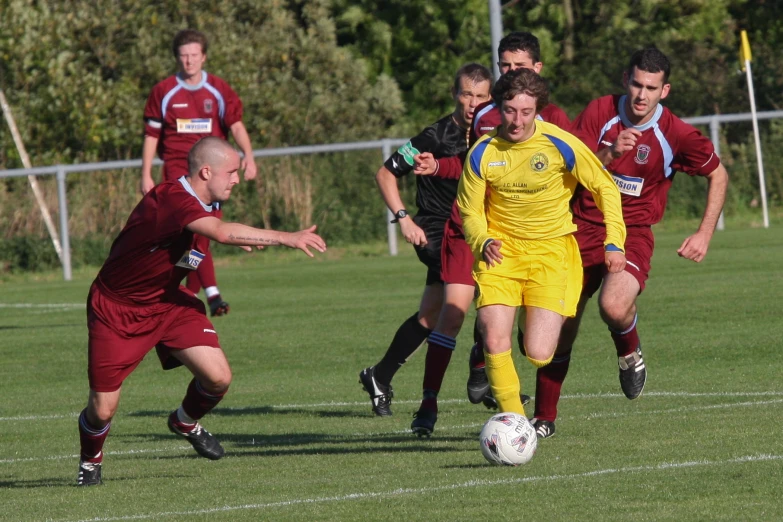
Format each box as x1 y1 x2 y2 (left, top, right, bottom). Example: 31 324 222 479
479 412 538 466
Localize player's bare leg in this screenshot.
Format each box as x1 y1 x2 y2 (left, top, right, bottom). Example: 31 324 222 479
362 283 442 416
77 388 122 486
599 270 646 399
412 283 472 436
168 345 232 459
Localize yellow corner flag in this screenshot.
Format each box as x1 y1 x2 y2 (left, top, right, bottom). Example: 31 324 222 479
740 30 752 71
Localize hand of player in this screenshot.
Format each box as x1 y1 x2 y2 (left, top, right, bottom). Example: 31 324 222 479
238 245 265 252
482 239 503 268
242 156 258 181
677 230 712 262
399 218 428 246
610 128 642 158
281 225 327 258
413 153 437 176
140 175 155 195
605 251 627 273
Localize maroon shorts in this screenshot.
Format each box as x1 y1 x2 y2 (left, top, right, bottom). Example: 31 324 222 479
440 218 476 286
574 216 655 297
87 284 221 392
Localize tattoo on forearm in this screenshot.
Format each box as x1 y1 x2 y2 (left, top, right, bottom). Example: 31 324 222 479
227 233 279 245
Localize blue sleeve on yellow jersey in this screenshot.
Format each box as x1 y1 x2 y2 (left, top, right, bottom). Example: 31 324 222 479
542 133 576 172
469 139 491 179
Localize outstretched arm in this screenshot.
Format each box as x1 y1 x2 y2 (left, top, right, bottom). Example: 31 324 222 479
677 163 729 262
187 217 326 257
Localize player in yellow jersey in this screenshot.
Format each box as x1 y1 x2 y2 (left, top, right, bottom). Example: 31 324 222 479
457 68 627 416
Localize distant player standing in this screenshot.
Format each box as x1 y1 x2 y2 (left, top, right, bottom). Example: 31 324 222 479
78 138 325 486
458 68 626 418
358 64 492 417
529 47 729 438
141 29 257 317
407 32 571 436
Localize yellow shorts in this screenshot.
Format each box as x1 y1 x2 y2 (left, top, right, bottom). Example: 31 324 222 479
473 234 582 317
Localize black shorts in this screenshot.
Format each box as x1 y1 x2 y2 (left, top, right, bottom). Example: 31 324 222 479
413 215 447 286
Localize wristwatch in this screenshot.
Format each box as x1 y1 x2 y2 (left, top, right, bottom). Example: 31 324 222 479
390 209 408 223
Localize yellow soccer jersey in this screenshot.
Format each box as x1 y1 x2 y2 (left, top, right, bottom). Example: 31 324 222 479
457 120 626 259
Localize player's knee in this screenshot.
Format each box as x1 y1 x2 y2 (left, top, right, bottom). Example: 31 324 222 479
89 402 118 426
202 368 232 394
598 298 632 325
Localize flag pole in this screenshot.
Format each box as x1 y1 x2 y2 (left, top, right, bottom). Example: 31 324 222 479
740 30 769 228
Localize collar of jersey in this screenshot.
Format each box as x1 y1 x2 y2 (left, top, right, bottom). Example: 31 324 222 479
178 176 214 212
175 71 208 91
618 95 663 131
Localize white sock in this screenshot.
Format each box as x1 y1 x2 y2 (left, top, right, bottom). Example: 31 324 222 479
176 406 196 425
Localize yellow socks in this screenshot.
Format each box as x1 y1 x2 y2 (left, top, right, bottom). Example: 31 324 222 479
526 353 554 368
485 349 525 415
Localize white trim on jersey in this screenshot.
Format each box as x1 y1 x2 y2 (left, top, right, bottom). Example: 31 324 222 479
161 85 183 120
473 103 497 133
201 78 226 121
618 95 663 131
178 176 216 213
653 125 675 178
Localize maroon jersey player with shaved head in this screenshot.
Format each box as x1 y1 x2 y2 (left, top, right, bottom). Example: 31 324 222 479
78 137 325 486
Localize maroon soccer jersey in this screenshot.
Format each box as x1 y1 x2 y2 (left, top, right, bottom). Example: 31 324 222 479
95 178 217 304
570 95 720 226
144 72 243 179
470 101 571 145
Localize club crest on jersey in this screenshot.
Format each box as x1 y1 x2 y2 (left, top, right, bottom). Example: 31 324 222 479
530 152 549 172
203 99 213 113
175 249 206 270
635 144 651 165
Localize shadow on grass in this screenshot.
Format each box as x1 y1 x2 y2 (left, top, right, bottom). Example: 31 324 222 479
0 323 80 330
113 430 474 459
127 406 363 419
0 477 74 489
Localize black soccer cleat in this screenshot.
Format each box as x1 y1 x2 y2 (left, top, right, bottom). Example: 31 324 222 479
209 297 230 317
531 418 556 439
618 345 647 400
77 461 102 486
168 413 225 460
467 343 490 404
359 366 394 416
410 408 438 438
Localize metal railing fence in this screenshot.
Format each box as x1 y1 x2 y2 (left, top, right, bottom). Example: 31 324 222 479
1 110 782 281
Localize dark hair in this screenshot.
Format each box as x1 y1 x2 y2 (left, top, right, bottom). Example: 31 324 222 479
628 47 670 83
491 68 549 113
498 31 541 63
453 63 493 93
172 29 208 57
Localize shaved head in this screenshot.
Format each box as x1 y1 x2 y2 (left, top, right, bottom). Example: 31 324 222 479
188 137 237 176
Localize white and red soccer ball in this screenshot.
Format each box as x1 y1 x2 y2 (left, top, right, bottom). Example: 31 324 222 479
479 412 538 466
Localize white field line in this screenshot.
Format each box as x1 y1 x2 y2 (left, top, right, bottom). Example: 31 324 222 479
63 453 783 522
3 397 782 463
3 390 783 423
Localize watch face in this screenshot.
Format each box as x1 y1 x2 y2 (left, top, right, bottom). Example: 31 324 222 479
396 210 407 218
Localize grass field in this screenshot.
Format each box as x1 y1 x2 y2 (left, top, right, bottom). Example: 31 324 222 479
1 227 782 521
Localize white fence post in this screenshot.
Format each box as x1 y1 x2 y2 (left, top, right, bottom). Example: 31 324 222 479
709 117 726 231
56 167 72 281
